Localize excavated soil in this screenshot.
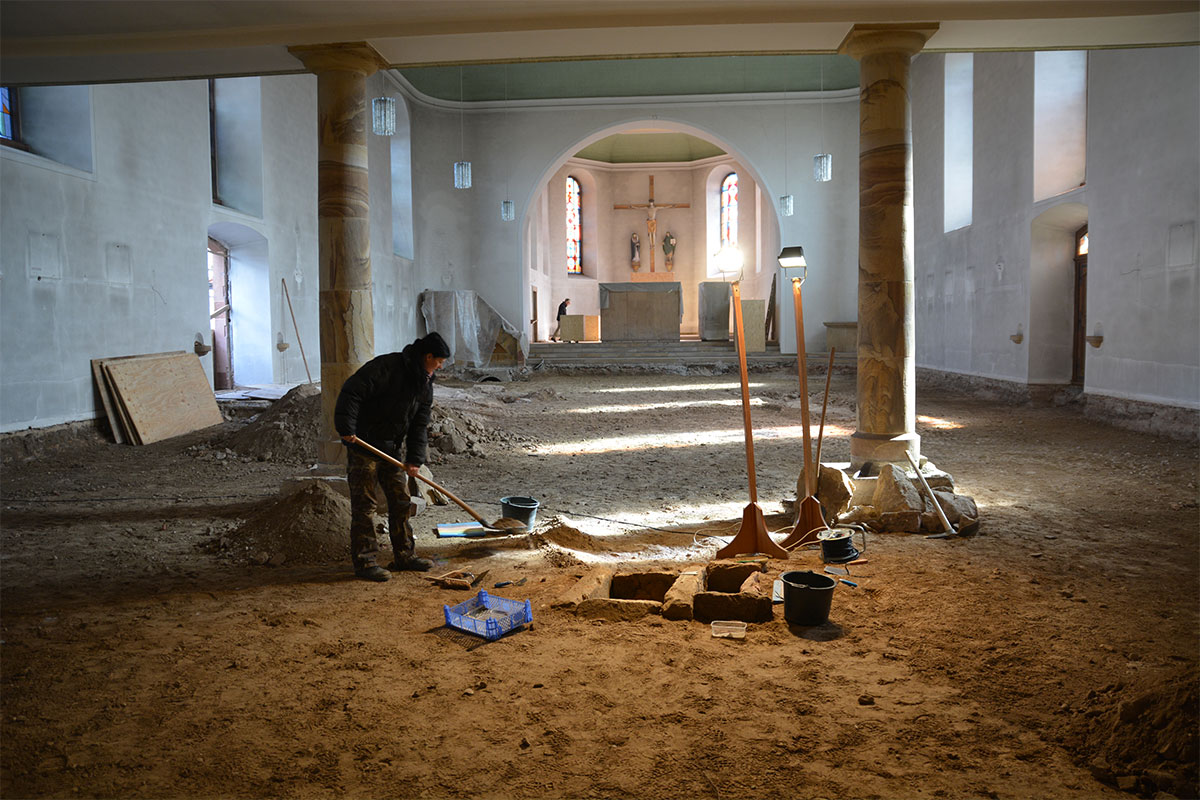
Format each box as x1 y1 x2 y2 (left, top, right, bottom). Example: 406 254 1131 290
1 368 1197 800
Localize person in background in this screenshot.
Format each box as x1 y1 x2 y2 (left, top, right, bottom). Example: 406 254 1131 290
334 332 451 582
551 298 570 342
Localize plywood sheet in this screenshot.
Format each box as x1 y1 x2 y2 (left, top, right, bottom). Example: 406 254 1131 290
91 358 126 444
103 353 223 444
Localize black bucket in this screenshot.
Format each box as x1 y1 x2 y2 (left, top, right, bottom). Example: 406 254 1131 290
500 496 539 529
780 570 836 626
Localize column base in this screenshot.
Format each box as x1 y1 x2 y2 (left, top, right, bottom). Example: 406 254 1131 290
849 431 920 471
318 439 348 468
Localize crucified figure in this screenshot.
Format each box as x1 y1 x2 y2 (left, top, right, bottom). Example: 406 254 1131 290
613 176 689 272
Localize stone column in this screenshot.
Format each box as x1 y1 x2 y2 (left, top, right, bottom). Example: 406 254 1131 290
288 43 389 465
838 24 938 468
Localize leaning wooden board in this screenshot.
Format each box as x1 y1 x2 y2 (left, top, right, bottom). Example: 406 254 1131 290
102 352 223 444
91 351 183 444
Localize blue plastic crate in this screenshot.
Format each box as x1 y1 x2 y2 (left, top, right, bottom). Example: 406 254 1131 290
444 590 533 641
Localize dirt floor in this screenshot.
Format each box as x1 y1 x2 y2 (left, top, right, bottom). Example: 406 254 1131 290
2 368 1197 800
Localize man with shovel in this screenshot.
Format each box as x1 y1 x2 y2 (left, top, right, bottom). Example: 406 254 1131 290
335 332 451 582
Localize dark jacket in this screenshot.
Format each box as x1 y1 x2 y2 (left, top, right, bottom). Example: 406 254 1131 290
557 301 569 319
334 343 434 466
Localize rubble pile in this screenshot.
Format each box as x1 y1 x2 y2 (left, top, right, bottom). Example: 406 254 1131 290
217 383 322 464
795 460 979 534
212 481 353 566
1063 665 1198 797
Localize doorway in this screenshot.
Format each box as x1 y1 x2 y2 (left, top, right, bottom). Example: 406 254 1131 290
207 237 233 389
531 288 539 342
1071 225 1088 385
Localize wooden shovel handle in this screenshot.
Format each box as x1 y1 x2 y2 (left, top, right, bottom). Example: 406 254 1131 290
347 435 490 526
904 451 954 534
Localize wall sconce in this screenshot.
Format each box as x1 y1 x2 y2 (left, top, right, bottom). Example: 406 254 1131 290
1085 322 1104 348
193 332 211 356
276 332 290 352
1010 323 1024 344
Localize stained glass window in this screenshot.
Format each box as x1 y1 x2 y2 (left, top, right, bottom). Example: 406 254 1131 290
1 88 15 140
566 175 582 275
720 172 738 248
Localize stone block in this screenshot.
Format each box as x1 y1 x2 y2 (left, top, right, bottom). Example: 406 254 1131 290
934 490 978 523
839 505 879 525
552 568 614 609
662 570 705 621
872 463 923 513
850 476 877 505
818 464 855 518
575 598 660 621
411 465 447 505
706 559 765 593
879 510 922 533
738 571 775 599
611 571 678 602
693 591 773 623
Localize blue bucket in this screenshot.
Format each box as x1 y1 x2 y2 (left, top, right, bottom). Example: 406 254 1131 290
500 496 539 529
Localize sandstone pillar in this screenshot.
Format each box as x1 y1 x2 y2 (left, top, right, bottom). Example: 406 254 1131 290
838 24 938 468
288 43 389 464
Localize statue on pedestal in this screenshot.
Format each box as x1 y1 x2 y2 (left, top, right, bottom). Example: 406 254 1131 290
662 232 677 271
630 232 641 271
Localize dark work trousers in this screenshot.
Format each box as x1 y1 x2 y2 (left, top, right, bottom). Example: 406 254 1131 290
346 448 415 569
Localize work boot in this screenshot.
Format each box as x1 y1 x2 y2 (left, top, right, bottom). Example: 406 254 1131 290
389 554 433 572
354 564 391 582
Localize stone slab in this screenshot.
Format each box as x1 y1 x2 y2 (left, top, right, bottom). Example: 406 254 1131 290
692 591 773 623
662 570 705 621
575 598 661 621
552 568 614 609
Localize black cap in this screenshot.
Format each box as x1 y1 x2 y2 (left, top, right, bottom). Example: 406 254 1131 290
417 332 452 358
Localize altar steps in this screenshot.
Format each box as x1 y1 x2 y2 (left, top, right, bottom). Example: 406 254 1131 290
527 339 796 367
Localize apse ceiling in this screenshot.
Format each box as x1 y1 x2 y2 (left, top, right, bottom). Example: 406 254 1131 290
574 132 728 164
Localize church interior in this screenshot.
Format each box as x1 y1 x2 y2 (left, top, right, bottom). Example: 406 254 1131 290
1 2 1198 798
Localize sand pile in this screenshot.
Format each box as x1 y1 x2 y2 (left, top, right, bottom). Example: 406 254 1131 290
1064 665 1198 797
220 383 322 463
216 481 353 566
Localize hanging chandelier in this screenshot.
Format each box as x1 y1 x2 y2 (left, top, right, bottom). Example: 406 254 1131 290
454 67 472 189
371 96 395 136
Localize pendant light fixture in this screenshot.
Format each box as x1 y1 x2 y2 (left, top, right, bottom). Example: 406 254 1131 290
500 64 515 221
371 96 396 136
779 69 794 217
813 56 832 183
453 66 472 189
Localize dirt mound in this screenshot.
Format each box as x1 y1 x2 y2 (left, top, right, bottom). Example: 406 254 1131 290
220 383 322 463
217 481 353 566
1063 665 1198 797
530 519 604 552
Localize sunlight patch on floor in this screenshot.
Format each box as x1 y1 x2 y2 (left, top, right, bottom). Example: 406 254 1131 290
587 382 765 394
567 398 763 414
533 423 854 455
918 414 964 430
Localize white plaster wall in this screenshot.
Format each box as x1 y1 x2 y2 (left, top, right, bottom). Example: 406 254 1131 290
1 75 320 432
403 89 860 351
1084 46 1200 407
912 46 1199 409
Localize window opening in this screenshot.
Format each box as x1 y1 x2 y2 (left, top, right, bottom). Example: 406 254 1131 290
943 53 973 232
720 172 738 248
1 87 20 144
1034 51 1087 201
566 175 582 275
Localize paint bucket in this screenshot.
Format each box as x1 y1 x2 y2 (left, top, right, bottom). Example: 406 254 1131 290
500 496 540 529
780 570 836 626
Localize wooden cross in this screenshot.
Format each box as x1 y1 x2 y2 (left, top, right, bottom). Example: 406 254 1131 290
613 176 690 272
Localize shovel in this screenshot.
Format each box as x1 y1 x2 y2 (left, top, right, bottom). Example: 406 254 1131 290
904 451 980 538
347 436 528 534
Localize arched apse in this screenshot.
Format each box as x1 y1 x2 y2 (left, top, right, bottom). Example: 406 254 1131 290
1029 202 1088 385
519 118 782 341
208 221 271 387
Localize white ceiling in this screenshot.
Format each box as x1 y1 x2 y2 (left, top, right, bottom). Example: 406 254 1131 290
1 0 1197 86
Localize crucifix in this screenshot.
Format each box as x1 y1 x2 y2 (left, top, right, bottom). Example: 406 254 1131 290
614 176 690 272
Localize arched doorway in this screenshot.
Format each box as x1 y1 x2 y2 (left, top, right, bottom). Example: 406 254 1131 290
207 222 271 388
1029 202 1088 388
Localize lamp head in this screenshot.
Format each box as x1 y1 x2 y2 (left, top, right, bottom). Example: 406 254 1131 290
777 246 806 268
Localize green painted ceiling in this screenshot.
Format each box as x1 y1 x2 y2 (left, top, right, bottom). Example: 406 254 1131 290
398 54 858 102
575 132 726 163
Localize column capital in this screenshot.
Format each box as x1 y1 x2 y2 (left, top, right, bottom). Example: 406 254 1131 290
288 42 390 75
837 23 939 60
